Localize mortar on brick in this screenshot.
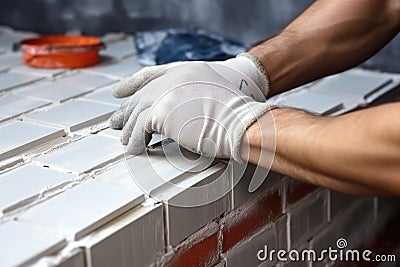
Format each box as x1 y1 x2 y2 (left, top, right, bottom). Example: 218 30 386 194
163 221 220 267
310 199 376 265
226 223 278 267
222 186 282 253
288 190 328 249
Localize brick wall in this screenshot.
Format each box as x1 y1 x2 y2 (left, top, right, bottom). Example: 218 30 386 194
0 27 399 267
155 177 400 267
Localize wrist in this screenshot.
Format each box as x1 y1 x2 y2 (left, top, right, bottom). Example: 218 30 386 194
235 53 270 97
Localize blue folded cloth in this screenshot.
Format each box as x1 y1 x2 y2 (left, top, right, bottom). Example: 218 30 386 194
134 28 246 66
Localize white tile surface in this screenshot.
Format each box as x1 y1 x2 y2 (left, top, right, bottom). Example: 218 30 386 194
124 142 215 195
101 38 136 59
82 85 125 106
19 72 115 102
0 221 66 267
98 127 121 139
36 135 125 173
0 121 65 161
153 163 231 246
84 56 143 78
0 71 41 93
0 164 75 213
0 31 36 50
20 179 145 239
0 94 50 120
11 65 66 77
84 204 163 267
95 161 141 190
311 70 393 100
278 90 344 115
0 52 22 71
24 100 117 131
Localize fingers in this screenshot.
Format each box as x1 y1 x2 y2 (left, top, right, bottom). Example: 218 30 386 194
126 108 153 155
112 65 166 98
121 103 150 145
109 101 130 129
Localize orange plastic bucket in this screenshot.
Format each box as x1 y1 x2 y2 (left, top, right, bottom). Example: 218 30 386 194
20 35 105 69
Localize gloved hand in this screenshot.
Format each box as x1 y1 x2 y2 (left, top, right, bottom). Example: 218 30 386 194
109 62 272 162
110 53 269 131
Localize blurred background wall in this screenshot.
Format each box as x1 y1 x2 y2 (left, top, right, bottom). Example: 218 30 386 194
0 0 398 72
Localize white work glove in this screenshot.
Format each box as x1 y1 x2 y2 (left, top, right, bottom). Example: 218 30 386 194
109 61 272 163
110 53 269 131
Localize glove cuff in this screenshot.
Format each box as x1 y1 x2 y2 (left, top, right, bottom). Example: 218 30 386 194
237 52 270 98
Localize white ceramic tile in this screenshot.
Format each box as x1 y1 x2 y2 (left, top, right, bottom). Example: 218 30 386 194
153 163 231 246
0 52 22 71
0 71 41 93
0 164 75 213
84 56 143 78
82 85 125 106
0 121 65 161
36 135 124 173
0 94 50 120
0 31 36 50
95 161 142 190
24 100 117 131
20 179 145 239
11 65 66 77
101 38 136 59
98 127 121 139
84 204 163 267
59 72 116 90
310 70 393 100
124 142 215 195
0 221 66 267
278 90 344 115
18 72 115 102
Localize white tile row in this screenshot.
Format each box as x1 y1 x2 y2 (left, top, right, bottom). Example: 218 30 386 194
19 178 145 240
0 121 65 161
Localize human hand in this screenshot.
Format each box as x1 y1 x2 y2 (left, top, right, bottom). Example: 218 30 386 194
110 62 271 162
110 53 269 131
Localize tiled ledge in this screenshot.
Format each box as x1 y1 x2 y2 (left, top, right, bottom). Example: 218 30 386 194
0 27 399 267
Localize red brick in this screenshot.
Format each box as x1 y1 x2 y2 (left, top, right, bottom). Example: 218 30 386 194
286 179 317 205
222 189 282 252
166 232 219 267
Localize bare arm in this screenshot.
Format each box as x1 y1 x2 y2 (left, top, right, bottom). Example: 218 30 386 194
241 103 400 195
250 0 400 96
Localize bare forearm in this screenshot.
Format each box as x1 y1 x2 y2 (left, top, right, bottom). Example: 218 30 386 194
250 0 400 95
241 103 400 195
